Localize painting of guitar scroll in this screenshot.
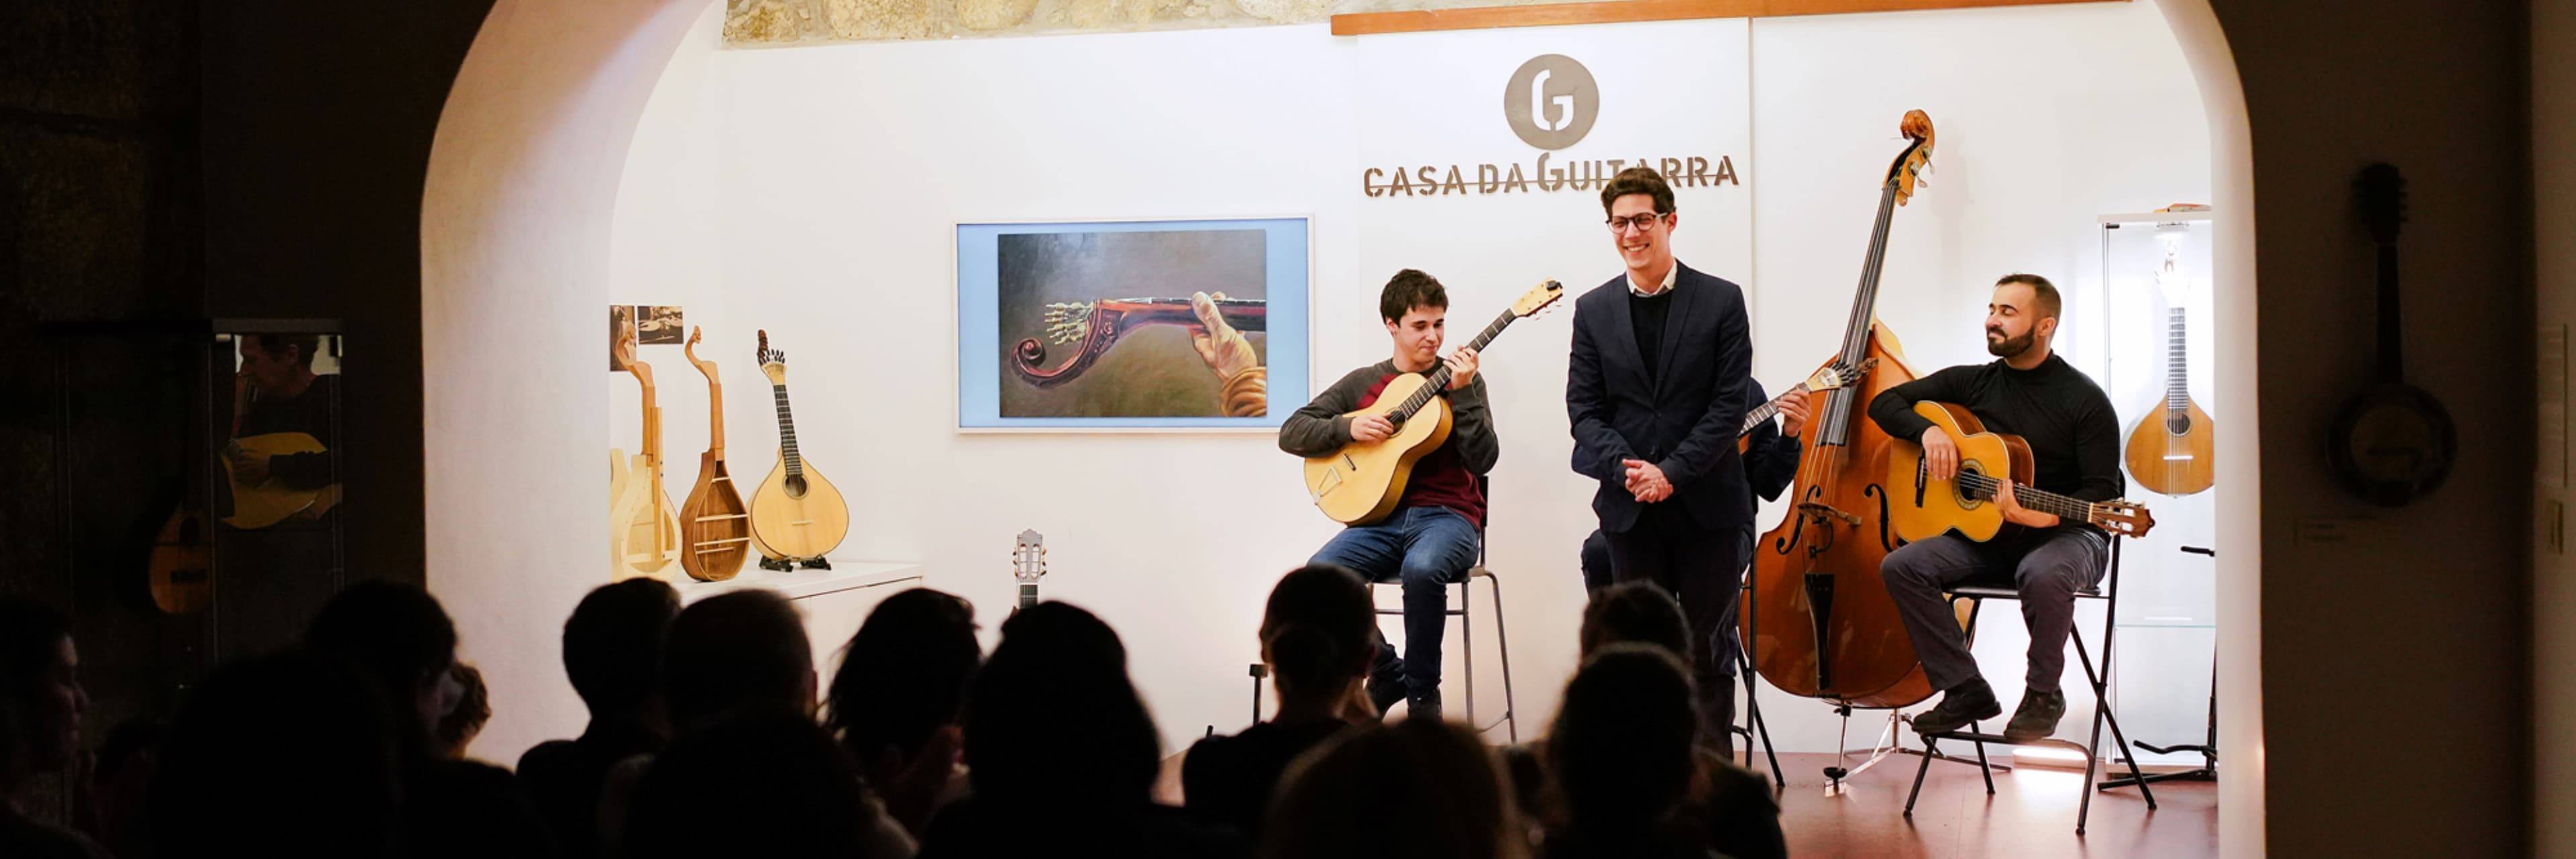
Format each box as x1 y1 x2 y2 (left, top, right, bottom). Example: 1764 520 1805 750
957 217 1309 430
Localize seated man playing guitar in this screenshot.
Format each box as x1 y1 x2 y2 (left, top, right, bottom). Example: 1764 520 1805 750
1868 274 2123 742
1278 269 1497 721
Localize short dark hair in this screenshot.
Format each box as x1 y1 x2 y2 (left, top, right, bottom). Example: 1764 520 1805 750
824 587 980 761
563 578 680 716
1259 564 1375 699
1599 166 1676 218
304 580 458 753
1380 269 1449 323
244 333 323 369
1548 644 1701 828
1579 582 1690 662
662 591 812 731
1995 273 2062 321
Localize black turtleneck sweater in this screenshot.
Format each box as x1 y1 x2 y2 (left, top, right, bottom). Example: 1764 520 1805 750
1867 352 2124 504
1630 290 1672 379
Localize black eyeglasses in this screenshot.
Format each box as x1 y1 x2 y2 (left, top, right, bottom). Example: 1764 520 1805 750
1606 213 1668 234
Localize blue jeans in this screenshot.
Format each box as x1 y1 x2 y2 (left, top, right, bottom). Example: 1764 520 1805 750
1308 506 1479 703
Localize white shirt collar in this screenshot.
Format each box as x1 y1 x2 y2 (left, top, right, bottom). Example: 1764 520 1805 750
1627 260 1680 298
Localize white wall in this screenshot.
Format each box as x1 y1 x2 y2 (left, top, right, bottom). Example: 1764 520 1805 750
593 0 2208 758
2535 0 2575 852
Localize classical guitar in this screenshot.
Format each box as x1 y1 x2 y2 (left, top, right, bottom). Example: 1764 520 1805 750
747 330 850 569
1012 529 1046 616
149 505 214 615
1739 358 1876 449
678 327 752 582
2123 229 2216 496
2328 163 2455 506
219 432 331 529
1302 280 1564 525
608 331 681 581
1885 401 2156 542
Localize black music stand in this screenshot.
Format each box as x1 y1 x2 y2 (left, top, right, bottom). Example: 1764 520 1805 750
2101 544 2218 789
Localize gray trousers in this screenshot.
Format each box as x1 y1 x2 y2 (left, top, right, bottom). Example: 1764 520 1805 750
1880 526 2109 693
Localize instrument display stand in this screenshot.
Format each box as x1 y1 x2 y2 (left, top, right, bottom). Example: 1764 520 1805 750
2102 545 2219 789
759 555 832 572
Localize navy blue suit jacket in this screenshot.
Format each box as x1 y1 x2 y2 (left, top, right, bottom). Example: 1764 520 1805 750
1566 262 1755 533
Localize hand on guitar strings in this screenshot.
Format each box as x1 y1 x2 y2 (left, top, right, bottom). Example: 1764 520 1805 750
1442 347 1480 391
1992 481 2061 529
1349 415 1395 444
1776 388 1812 438
1623 458 1674 503
1919 425 1961 482
227 446 274 485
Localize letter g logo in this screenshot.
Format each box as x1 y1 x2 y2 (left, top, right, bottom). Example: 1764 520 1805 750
1503 54 1598 150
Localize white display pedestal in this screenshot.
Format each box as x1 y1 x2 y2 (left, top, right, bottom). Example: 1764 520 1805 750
671 561 924 675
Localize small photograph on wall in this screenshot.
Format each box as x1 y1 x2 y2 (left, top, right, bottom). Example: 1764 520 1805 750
608 305 635 371
637 305 684 345
957 217 1309 430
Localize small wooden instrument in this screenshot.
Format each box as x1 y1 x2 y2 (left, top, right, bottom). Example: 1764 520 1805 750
1746 109 1942 709
1301 280 1564 525
1015 296 1266 387
149 507 214 615
220 432 331 529
1012 529 1046 615
2329 163 2455 506
609 332 680 580
1886 402 2157 542
2123 230 2216 496
678 328 752 582
747 330 849 568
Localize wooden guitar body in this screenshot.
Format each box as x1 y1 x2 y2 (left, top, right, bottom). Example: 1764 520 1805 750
1746 328 1943 708
678 328 753 581
1303 373 1454 525
149 508 214 615
221 432 328 529
749 458 850 560
1886 403 2035 543
2124 397 2216 497
609 450 680 580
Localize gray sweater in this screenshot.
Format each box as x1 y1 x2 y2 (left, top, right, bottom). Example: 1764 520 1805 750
1278 360 1500 474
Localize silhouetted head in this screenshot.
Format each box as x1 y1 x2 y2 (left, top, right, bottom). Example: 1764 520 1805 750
562 578 680 727
304 580 458 755
1259 564 1375 705
963 601 1159 811
661 590 814 732
1578 582 1690 662
1548 644 1701 828
0 597 83 789
1261 718 1526 859
825 587 980 762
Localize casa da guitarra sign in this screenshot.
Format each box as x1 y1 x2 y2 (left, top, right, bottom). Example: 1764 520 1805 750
1362 54 1739 199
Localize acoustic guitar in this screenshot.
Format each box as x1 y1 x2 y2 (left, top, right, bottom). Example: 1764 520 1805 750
608 332 681 580
149 506 214 615
1012 529 1045 617
219 433 331 529
747 330 849 569
1302 280 1564 525
678 327 753 582
2123 230 2216 497
1885 401 2156 542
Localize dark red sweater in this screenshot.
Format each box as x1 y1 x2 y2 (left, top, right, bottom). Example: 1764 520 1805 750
1358 373 1487 527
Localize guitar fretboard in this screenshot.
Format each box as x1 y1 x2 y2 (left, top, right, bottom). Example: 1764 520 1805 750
1018 583 1038 611
1741 385 1809 436
771 383 802 476
2165 307 2189 415
1949 472 2098 525
1392 309 1515 421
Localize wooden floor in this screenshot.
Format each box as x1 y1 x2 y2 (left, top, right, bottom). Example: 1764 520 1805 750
1758 752 2217 858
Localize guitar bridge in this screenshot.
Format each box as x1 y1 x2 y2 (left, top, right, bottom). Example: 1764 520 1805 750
1799 502 1861 527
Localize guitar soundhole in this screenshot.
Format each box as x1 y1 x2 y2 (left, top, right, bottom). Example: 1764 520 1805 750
785 475 808 499
2165 413 2193 435
1953 462 1987 510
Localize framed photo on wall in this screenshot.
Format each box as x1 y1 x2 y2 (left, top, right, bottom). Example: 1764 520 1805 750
957 217 1311 430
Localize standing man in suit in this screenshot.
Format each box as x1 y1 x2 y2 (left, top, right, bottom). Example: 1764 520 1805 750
1566 166 1756 755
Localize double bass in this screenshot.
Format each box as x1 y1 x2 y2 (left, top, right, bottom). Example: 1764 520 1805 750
1743 110 1947 710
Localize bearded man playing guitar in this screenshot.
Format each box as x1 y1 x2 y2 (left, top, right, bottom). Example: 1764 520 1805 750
1870 273 2124 742
1278 269 1497 721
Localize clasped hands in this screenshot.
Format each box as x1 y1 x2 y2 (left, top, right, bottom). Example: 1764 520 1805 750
1622 459 1673 503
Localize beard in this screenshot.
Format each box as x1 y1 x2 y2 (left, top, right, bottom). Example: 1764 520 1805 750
1986 328 2037 358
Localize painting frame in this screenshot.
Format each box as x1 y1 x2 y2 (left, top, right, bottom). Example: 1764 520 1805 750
955 216 1313 432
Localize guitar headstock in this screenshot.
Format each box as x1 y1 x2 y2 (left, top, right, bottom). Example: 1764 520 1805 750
1803 356 1880 393
2088 499 2157 540
684 327 720 380
2358 162 2407 246
1888 109 1936 206
615 330 653 386
757 330 788 385
1013 529 1046 583
1511 280 1566 319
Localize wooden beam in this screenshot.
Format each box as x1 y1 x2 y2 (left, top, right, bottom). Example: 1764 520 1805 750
1330 0 2121 36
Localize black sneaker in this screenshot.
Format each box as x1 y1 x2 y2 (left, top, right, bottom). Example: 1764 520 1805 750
1405 692 1444 723
2003 688 2067 742
1909 678 2002 737
1368 670 1408 717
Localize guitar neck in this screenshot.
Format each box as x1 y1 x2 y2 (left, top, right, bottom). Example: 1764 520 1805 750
771 383 802 476
2165 307 2188 414
1963 478 2098 527
1393 309 1515 420
1018 583 1038 611
704 373 727 455
1741 384 1809 436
